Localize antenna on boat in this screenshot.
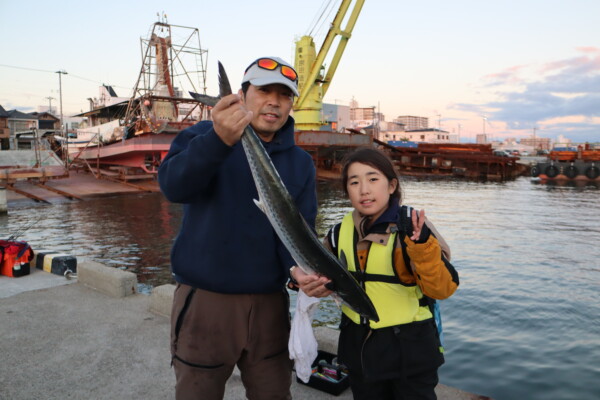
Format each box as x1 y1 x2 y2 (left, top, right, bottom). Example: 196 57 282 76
157 11 168 26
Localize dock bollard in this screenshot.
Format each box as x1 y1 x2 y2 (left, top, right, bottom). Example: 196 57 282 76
33 250 77 277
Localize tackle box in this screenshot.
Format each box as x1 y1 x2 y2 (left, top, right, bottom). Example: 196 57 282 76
296 350 350 396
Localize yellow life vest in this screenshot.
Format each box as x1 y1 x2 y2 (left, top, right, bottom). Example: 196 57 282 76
338 212 433 329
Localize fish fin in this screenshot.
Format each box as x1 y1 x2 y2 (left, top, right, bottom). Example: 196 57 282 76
218 61 233 97
253 198 267 214
339 250 349 270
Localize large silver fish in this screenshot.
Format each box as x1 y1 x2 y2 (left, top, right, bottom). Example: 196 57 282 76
193 62 379 322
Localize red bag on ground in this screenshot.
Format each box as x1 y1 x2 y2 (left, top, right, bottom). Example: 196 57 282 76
0 240 33 277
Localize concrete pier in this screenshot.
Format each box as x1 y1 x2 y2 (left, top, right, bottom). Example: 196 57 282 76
0 260 491 400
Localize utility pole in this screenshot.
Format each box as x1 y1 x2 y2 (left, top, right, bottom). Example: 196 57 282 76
482 115 487 142
56 70 68 166
533 126 537 151
458 123 461 143
376 101 381 140
45 96 56 114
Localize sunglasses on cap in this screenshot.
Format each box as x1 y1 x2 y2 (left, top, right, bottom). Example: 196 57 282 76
245 58 298 82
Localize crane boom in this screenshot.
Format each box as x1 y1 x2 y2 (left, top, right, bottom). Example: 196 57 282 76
293 0 365 131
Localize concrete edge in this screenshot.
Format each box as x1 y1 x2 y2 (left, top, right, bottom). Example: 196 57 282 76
30 251 136 298
150 284 175 317
77 260 138 298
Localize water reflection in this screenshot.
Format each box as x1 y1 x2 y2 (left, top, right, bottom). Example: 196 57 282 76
315 181 352 237
531 177 600 189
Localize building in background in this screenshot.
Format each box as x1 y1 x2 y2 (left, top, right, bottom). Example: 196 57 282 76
401 128 450 143
379 121 407 142
29 112 59 131
350 105 376 130
553 134 573 148
3 109 38 149
520 136 551 151
0 105 10 150
393 115 428 131
321 103 350 132
476 134 488 144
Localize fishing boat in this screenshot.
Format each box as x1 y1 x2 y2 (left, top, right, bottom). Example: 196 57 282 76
531 145 600 181
65 17 210 176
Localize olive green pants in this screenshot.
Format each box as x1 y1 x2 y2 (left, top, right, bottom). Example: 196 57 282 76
170 284 292 400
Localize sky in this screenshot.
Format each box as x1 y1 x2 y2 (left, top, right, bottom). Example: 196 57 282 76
1 0 599 143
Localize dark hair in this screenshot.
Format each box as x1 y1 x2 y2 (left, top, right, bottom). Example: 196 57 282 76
241 81 250 96
341 147 402 203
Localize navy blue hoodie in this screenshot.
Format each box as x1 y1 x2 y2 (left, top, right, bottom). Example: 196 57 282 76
158 116 317 294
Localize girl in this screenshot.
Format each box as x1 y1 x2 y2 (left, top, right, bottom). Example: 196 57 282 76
293 148 459 399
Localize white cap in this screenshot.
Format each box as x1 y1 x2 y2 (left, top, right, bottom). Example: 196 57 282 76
241 57 299 96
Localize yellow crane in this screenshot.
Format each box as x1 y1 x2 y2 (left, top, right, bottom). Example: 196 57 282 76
293 0 365 131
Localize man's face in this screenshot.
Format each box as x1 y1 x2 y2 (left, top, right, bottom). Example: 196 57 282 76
240 84 294 141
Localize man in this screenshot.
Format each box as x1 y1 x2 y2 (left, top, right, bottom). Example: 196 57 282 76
158 57 328 399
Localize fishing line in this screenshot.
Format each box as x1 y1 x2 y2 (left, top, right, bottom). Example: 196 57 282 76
6 215 44 241
0 64 55 73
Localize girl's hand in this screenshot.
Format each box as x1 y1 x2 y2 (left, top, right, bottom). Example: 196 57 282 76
291 266 333 298
410 208 426 242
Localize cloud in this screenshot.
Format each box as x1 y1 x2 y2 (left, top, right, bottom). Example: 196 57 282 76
576 46 600 54
454 48 600 141
489 92 600 122
482 65 527 87
450 102 485 115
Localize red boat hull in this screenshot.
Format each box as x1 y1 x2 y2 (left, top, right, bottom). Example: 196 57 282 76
73 133 175 173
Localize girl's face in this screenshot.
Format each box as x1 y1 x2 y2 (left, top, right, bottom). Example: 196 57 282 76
346 162 397 223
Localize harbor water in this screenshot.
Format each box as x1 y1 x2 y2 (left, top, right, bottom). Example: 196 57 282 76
2 176 599 400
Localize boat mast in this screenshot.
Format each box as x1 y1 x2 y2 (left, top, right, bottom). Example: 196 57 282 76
123 16 209 134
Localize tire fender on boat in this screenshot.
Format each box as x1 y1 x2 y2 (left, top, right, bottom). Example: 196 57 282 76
565 165 578 179
545 165 559 178
585 166 599 179
531 165 540 177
